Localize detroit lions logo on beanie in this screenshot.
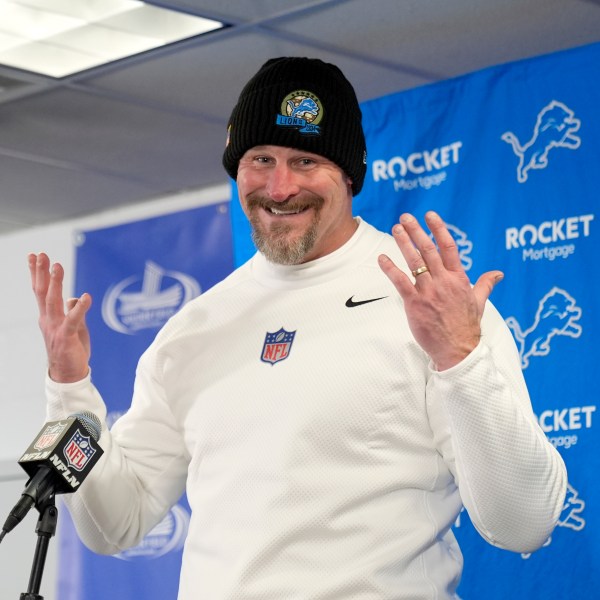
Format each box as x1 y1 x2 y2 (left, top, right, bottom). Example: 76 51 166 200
276 91 323 135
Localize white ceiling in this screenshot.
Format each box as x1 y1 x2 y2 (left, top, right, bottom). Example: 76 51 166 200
1 0 599 235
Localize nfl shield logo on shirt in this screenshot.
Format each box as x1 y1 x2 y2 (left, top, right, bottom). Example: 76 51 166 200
261 327 296 365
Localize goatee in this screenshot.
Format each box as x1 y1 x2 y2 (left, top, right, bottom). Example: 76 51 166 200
246 194 324 265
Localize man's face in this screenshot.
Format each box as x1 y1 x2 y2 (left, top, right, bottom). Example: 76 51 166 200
236 145 356 265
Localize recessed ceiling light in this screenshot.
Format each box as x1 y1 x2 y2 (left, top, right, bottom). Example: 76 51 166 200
0 0 224 78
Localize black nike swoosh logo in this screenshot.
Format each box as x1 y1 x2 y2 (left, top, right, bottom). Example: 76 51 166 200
345 295 388 308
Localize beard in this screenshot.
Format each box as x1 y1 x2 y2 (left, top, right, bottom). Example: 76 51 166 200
246 193 325 265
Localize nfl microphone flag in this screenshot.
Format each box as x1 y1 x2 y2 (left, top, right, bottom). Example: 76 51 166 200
18 415 103 492
1 414 103 539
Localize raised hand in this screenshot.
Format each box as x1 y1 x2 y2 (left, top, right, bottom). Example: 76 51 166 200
28 253 92 383
378 211 504 371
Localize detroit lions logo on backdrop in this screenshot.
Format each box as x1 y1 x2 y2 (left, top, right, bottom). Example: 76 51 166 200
102 260 201 334
115 503 190 560
559 483 586 531
501 100 581 183
521 483 586 559
430 223 473 271
505 287 582 369
276 90 323 135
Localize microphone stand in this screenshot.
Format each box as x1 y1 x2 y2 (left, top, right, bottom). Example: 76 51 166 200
19 494 58 600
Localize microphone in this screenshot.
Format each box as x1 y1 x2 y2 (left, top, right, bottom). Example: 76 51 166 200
0 412 104 540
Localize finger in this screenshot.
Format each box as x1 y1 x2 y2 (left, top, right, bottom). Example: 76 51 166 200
28 254 41 310
378 254 418 300
45 262 67 322
30 253 51 316
63 293 92 335
424 211 463 273
27 253 37 289
390 221 434 277
397 214 443 276
70 294 92 357
473 270 504 311
65 297 79 312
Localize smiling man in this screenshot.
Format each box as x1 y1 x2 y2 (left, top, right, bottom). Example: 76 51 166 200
223 57 368 268
29 57 566 599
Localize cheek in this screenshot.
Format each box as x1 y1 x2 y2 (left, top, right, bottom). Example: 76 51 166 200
236 175 260 216
236 169 264 196
239 200 251 220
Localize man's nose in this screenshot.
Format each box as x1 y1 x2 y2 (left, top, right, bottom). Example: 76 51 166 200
265 164 300 202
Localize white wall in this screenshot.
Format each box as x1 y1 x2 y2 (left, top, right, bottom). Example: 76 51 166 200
0 182 230 599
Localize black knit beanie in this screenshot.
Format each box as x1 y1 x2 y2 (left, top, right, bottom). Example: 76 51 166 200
222 57 367 196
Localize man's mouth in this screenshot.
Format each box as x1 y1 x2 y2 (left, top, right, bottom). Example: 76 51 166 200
246 193 324 220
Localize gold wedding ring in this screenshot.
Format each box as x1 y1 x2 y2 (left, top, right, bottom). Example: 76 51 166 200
411 265 429 277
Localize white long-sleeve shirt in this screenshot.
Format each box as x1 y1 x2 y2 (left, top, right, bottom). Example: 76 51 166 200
46 218 567 599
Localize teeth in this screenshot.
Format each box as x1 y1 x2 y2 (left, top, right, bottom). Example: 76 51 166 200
270 207 303 215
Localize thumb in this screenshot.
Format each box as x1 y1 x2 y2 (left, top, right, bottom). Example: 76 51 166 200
64 293 92 333
66 293 92 313
473 270 504 310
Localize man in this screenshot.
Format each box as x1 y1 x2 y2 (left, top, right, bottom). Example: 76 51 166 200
29 57 566 599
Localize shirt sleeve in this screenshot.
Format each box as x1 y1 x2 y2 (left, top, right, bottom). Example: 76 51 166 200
45 345 189 555
425 300 567 553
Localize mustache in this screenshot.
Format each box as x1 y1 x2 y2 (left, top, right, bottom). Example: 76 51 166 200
245 193 325 213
